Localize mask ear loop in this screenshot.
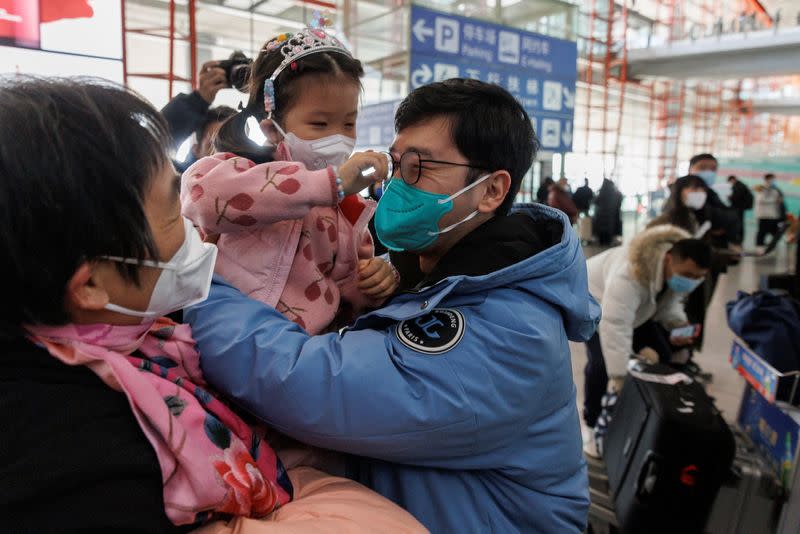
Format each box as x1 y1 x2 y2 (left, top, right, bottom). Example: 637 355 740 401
427 173 494 237
431 211 482 236
437 173 493 204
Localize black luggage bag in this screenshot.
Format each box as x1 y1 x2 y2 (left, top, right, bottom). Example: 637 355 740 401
603 363 735 533
760 273 799 300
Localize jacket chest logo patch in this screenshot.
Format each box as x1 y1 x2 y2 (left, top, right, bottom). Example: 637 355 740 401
396 309 465 354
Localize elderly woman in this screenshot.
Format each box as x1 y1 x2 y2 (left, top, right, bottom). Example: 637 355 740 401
0 77 423 533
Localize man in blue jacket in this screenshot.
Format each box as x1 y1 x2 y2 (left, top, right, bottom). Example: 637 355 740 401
186 79 600 532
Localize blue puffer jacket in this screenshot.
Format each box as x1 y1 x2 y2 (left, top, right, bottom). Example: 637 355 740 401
185 204 600 533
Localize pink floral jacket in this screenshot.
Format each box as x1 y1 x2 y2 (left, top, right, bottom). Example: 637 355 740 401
181 147 378 334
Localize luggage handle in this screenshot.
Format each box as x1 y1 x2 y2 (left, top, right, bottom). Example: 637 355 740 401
635 451 662 501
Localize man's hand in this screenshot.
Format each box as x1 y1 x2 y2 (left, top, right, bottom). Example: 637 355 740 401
197 61 227 104
357 258 399 301
338 152 389 196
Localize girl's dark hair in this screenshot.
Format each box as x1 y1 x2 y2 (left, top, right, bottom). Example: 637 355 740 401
0 76 170 335
215 32 364 163
661 174 708 230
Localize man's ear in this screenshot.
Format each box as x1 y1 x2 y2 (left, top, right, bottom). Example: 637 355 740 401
64 262 110 313
477 171 511 214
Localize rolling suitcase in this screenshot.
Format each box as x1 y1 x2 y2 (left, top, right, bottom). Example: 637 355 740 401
603 363 735 534
705 428 784 534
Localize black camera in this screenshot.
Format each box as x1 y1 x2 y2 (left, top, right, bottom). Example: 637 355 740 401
218 51 252 92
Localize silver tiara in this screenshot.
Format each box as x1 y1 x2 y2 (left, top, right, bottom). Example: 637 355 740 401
267 28 352 82
263 28 353 116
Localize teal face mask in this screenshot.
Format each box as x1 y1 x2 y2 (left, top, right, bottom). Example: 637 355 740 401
374 174 490 252
667 273 704 294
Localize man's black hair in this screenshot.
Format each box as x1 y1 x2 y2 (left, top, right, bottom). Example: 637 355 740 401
670 239 712 270
689 153 717 168
765 173 776 180
195 105 237 142
727 175 737 182
0 76 171 335
395 78 539 215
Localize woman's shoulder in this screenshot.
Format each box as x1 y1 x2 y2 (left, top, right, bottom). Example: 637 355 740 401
0 337 181 532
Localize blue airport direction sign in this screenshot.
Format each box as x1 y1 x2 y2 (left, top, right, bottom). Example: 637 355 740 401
409 5 577 152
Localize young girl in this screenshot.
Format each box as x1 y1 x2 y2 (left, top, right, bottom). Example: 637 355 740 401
181 29 397 335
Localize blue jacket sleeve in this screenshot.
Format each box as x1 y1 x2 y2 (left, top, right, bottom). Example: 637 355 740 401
160 91 209 150
184 280 478 465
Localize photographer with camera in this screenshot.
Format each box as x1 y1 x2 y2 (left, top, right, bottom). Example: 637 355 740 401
161 52 250 170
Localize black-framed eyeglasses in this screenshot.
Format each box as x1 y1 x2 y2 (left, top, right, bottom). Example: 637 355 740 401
383 151 487 186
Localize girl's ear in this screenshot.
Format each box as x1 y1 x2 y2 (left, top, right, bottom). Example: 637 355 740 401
260 118 282 145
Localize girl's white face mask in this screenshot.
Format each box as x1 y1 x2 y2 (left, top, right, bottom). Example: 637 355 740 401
103 218 218 320
272 121 355 171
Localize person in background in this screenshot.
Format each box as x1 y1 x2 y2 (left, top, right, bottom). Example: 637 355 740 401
789 214 800 290
549 176 579 224
727 175 753 246
190 105 236 161
537 176 555 204
649 175 709 234
161 61 227 169
593 178 624 246
583 227 711 456
755 173 786 248
688 153 721 191
688 153 740 248
573 178 595 216
649 174 732 373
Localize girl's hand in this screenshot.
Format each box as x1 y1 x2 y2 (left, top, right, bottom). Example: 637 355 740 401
357 258 399 300
338 152 389 196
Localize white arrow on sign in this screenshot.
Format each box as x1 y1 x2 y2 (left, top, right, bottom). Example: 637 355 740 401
562 121 573 147
411 64 433 88
413 19 435 43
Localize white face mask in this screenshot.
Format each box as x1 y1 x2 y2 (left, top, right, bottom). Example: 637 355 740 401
103 218 218 319
685 190 707 210
273 121 355 171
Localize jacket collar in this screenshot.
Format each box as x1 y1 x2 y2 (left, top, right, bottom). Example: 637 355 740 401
418 211 561 288
355 204 568 324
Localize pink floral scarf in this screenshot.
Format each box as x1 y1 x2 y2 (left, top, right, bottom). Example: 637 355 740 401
25 318 292 526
